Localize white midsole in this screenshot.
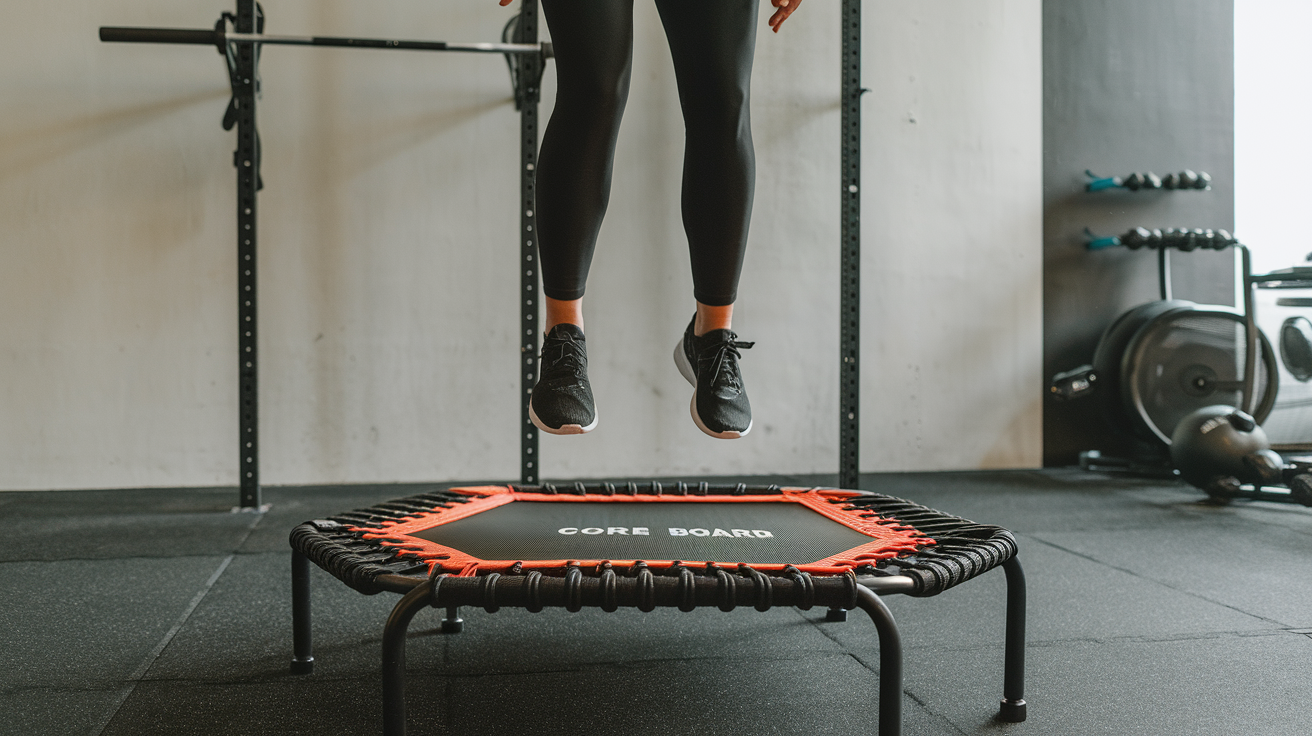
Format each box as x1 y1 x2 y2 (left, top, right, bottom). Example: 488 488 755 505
673 338 750 439
674 339 697 386
529 399 597 435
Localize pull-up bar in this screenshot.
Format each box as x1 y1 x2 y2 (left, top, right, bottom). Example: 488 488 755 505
99 26 552 56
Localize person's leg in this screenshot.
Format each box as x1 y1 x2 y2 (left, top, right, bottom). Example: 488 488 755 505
537 0 636 329
656 0 759 323
657 0 760 439
529 0 634 435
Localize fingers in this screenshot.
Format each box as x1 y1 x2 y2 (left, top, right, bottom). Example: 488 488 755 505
768 0 801 33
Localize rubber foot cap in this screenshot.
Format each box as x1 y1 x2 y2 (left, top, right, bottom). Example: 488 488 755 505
997 698 1027 722
825 608 848 622
441 618 464 634
290 656 314 675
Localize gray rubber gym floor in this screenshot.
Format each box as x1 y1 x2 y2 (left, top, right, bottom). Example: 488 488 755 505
3 469 1310 735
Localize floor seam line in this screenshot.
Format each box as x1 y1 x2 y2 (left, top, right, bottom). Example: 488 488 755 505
1023 533 1294 628
88 554 233 736
802 609 969 733
0 552 256 565
88 512 264 736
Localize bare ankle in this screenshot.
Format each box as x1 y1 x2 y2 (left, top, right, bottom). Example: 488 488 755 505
545 296 584 333
694 302 734 336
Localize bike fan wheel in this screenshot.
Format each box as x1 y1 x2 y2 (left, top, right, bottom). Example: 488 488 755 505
1124 306 1277 445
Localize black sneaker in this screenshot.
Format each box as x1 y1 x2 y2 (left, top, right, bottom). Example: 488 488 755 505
530 324 597 435
674 317 754 438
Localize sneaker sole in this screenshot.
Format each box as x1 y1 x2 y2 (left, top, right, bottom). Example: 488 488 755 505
672 340 751 440
529 400 597 435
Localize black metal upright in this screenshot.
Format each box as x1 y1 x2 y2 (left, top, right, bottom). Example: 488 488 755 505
101 5 551 505
234 0 261 508
513 1 542 485
839 0 862 489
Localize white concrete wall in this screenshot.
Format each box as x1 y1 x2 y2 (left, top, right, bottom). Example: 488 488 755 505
0 0 1042 491
861 1 1043 469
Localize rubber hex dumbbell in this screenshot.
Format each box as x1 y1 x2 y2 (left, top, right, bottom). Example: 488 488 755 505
1162 170 1212 190
1123 172 1164 191
1121 227 1155 249
1200 229 1234 250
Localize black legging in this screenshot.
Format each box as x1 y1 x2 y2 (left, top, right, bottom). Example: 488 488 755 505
537 0 758 307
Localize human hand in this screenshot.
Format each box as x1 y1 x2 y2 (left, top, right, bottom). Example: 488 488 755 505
769 0 802 32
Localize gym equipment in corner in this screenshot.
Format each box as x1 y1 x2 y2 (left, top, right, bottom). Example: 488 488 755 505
1051 228 1277 454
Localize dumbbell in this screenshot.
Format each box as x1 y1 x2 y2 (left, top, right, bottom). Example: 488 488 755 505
1161 170 1212 190
1122 172 1163 191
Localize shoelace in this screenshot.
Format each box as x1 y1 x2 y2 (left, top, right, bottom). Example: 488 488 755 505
543 332 586 379
700 336 755 389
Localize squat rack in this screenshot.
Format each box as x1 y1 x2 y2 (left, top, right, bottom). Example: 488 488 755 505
99 0 864 507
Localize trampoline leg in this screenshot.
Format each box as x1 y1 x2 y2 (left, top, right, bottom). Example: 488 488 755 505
441 606 464 634
855 586 903 736
382 582 432 736
290 549 314 675
997 557 1027 722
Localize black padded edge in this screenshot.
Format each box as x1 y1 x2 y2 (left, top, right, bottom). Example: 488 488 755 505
429 564 859 613
288 489 472 594
837 495 1019 597
288 483 1016 598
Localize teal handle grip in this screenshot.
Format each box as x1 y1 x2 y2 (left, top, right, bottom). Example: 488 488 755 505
1084 169 1123 192
1084 227 1121 250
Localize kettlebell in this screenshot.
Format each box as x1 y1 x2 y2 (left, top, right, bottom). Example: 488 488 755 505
1169 405 1283 491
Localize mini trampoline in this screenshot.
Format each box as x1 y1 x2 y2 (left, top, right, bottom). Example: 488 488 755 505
289 482 1027 736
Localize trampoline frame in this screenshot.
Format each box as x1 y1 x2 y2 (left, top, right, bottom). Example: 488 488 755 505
289 484 1028 736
